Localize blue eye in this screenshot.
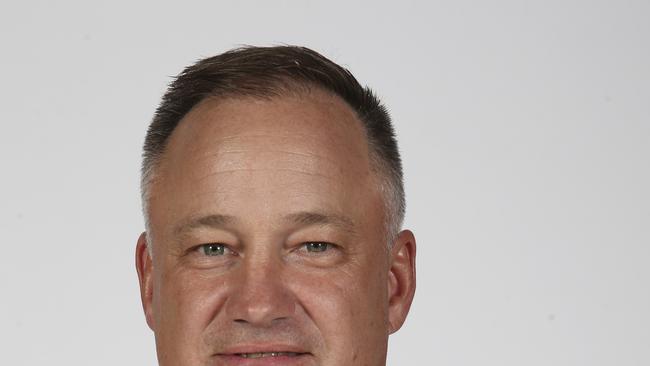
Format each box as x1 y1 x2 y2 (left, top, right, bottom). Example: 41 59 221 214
201 243 226 256
304 242 331 253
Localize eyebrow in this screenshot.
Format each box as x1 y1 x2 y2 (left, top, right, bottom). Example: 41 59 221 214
284 211 357 234
173 214 237 237
172 211 357 237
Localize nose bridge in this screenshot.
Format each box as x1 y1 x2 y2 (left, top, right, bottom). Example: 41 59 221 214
225 250 295 326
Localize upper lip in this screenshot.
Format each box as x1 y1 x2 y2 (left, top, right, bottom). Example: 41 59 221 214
218 344 309 355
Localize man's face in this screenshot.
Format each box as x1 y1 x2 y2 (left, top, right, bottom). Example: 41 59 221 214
136 89 415 366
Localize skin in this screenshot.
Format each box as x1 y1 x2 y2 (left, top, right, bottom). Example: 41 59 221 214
136 88 416 366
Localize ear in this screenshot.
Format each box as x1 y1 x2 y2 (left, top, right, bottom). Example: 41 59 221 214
387 229 416 334
135 232 156 331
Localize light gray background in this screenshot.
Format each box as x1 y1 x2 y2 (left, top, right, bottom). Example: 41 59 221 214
1 1 648 365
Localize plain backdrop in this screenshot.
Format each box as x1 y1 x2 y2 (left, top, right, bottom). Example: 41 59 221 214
1 1 648 365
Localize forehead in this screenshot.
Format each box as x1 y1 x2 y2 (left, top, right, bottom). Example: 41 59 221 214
148 90 384 235
165 89 369 167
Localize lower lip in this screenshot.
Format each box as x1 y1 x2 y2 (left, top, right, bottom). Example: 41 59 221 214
215 353 312 366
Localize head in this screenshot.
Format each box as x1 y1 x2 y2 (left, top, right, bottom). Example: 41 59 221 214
135 46 416 366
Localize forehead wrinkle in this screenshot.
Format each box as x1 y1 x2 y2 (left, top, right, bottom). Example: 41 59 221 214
172 213 238 238
184 131 357 162
285 211 358 236
165 128 349 171
198 148 341 165
194 168 339 184
191 148 343 173
185 132 336 144
189 149 346 183
179 186 339 212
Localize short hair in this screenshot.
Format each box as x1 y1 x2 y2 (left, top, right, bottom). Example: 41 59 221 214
141 45 404 245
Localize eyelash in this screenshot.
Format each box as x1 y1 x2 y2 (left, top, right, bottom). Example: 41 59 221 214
197 243 234 257
195 242 337 256
300 241 335 254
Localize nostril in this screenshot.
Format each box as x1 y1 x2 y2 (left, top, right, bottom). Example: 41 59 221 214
224 272 297 326
233 316 288 324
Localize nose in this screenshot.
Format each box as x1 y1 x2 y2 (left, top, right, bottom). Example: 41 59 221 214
224 257 296 327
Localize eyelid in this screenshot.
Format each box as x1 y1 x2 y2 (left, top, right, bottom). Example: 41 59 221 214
299 241 339 252
194 242 237 255
302 241 334 245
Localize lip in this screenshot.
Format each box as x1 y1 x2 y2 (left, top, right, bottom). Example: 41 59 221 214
220 343 308 354
215 344 312 366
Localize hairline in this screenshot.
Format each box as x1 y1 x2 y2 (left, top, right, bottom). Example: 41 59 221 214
141 86 403 252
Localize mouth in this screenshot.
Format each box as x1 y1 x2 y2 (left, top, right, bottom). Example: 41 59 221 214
236 352 304 359
216 346 311 364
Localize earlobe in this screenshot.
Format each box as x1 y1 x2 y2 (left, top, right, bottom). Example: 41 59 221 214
135 232 156 331
387 230 417 334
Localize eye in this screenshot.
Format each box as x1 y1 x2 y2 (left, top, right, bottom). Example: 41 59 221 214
303 242 333 253
291 241 343 266
199 243 228 256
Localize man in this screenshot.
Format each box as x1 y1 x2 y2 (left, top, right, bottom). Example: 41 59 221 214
135 45 416 365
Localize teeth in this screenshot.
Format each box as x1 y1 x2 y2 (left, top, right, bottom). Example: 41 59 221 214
238 352 299 358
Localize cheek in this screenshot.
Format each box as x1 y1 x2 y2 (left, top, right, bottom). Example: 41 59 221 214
290 262 389 360
154 266 231 351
